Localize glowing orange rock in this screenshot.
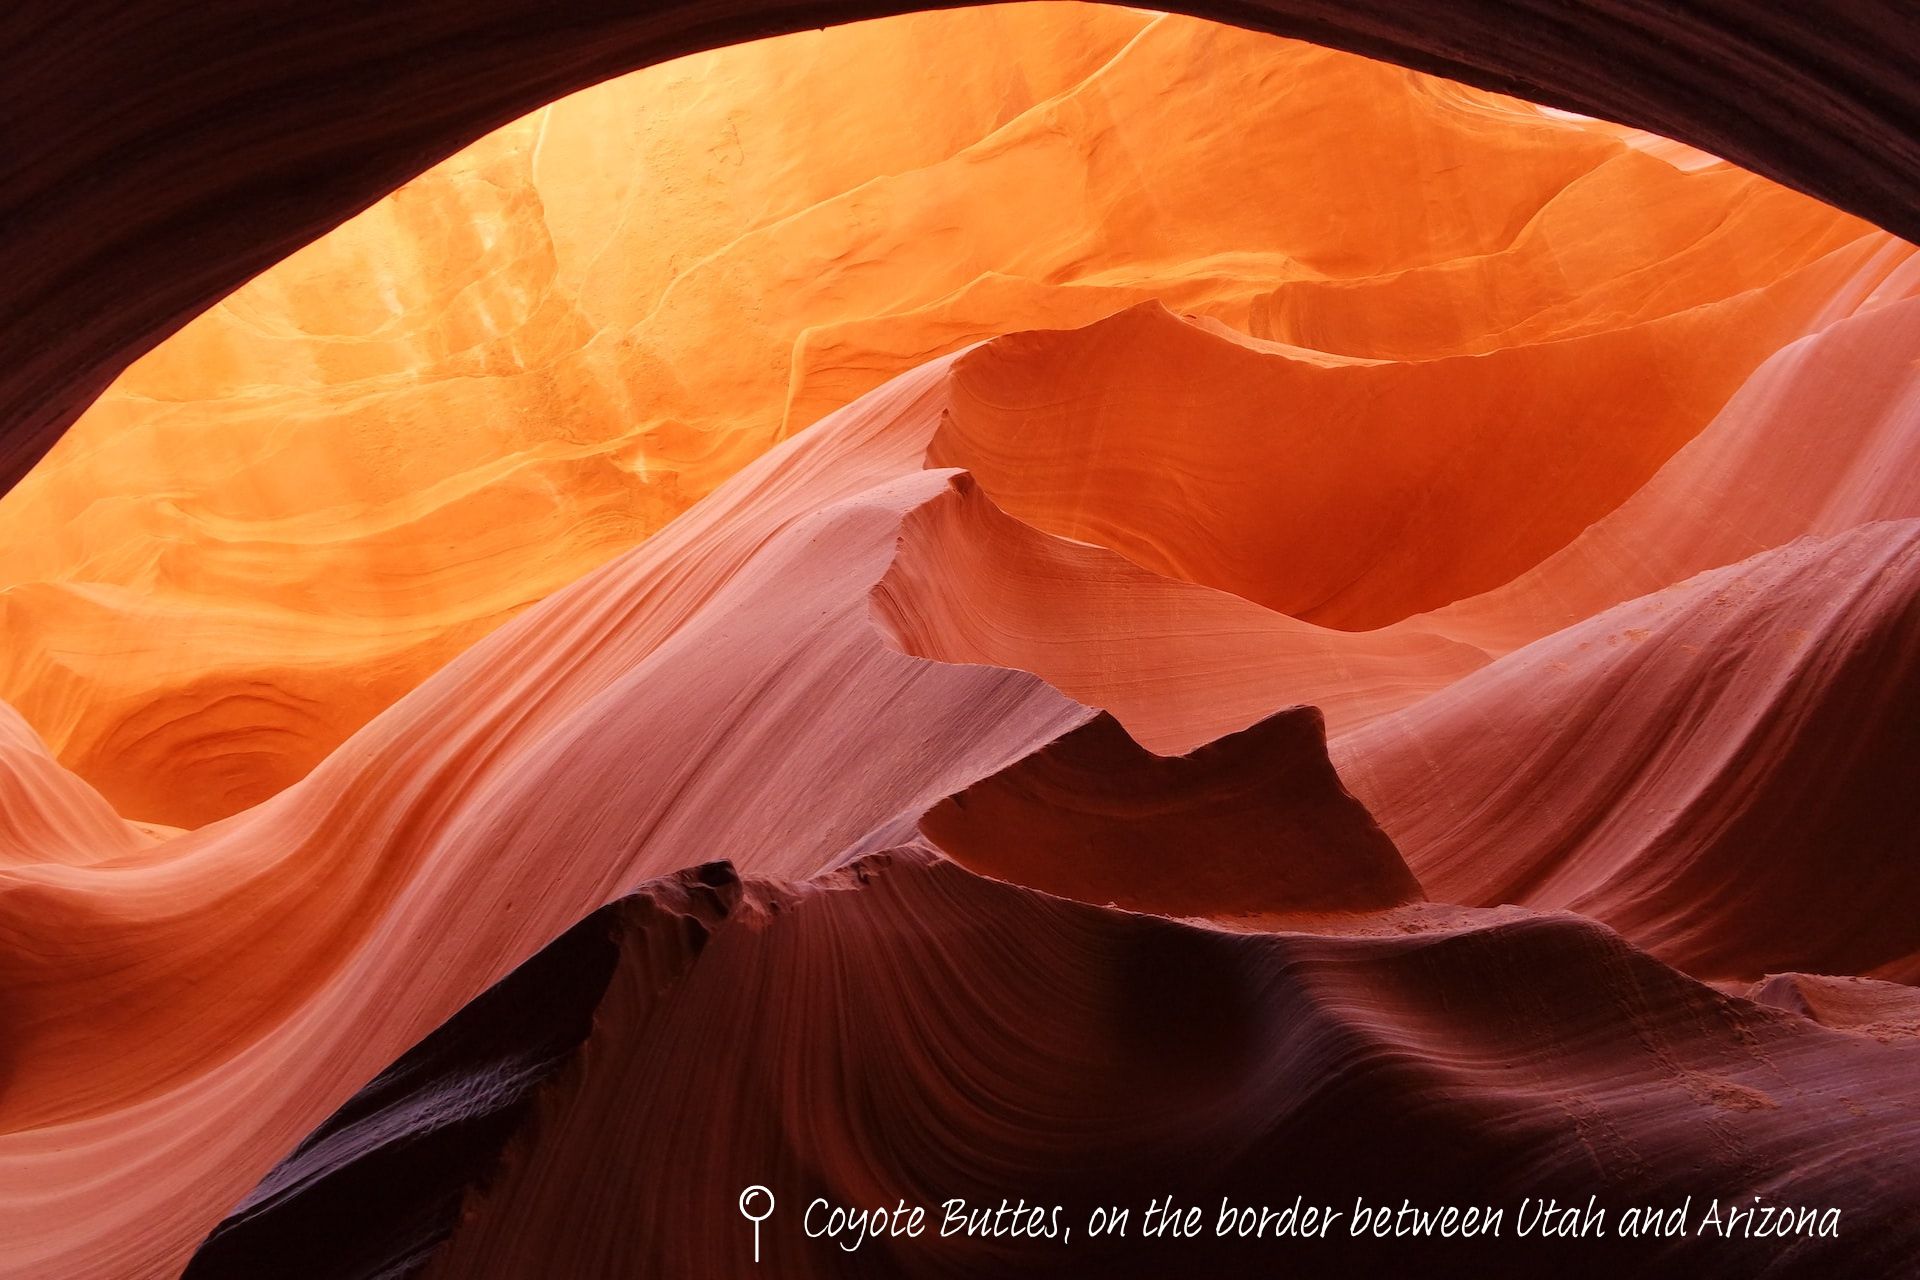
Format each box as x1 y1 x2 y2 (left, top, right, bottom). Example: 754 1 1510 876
0 8 1876 825
931 256 1888 630
873 471 1488 749
0 352 1094 1277
0 10 1918 1277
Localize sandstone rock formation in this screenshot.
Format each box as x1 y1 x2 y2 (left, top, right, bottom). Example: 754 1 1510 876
0 7 1915 1279
0 11 1886 826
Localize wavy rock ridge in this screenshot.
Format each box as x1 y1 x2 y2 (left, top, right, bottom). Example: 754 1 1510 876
0 8 1915 1280
0 10 1885 827
199 852 1920 1279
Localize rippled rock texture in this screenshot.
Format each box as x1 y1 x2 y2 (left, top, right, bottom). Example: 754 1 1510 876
0 7 1884 827
1 6 1917 1279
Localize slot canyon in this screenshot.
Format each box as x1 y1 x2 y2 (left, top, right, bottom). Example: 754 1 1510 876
2 4 1919 1277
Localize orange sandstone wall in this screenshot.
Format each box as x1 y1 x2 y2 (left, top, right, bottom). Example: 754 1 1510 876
0 8 1876 827
0 10 1918 1278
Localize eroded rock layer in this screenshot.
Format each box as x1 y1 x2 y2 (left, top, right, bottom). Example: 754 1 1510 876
920 708 1421 917
200 852 1920 1279
5 0 1920 507
0 7 1915 1280
0 10 1888 826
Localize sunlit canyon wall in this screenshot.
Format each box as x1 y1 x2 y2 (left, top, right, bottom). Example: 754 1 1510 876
2 6 1918 1278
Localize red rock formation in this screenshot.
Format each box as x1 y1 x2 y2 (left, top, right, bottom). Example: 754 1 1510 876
184 894 634 1279
0 355 1095 1276
0 704 157 868
17 13 1884 828
5 0 1920 508
1414 284 1920 656
920 708 1421 917
1333 520 1920 982
0 7 1916 1279
200 852 1920 1278
872 472 1487 749
930 278 1883 629
1747 973 1920 1036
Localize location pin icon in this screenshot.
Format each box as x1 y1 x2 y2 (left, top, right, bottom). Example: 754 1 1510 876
739 1185 775 1263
